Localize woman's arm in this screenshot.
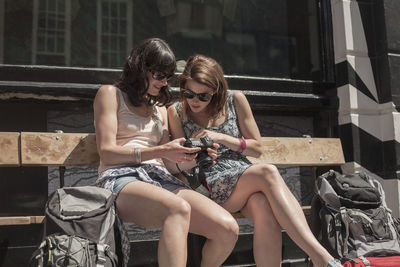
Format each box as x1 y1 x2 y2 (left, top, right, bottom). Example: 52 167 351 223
94 85 134 165
159 106 198 173
190 91 263 158
167 104 219 173
94 85 200 166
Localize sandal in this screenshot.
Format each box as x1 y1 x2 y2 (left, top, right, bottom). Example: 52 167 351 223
327 259 342 267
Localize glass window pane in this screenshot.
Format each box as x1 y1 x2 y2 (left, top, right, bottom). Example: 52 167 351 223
38 35 46 52
57 0 65 12
57 37 64 53
111 3 118 17
48 0 55 12
102 18 109 33
47 36 55 52
102 1 109 17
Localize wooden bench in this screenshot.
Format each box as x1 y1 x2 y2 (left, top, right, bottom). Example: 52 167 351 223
0 131 345 225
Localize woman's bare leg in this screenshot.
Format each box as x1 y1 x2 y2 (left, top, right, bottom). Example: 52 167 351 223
175 188 239 267
116 181 191 267
240 192 282 267
222 164 335 267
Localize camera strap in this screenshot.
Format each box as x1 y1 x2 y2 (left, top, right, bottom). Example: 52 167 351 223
176 164 210 192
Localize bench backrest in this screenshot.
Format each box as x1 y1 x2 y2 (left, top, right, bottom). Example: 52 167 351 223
0 132 344 167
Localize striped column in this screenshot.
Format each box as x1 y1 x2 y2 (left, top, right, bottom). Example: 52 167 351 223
330 0 400 216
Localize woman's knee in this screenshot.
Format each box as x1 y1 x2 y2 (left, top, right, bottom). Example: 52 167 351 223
214 215 239 244
256 164 282 186
163 197 192 229
246 192 271 213
245 193 279 226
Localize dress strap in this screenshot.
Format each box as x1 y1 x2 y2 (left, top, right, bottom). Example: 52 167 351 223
116 88 130 112
226 91 237 120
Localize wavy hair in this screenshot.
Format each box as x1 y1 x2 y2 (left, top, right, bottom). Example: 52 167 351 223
179 54 228 117
115 38 176 106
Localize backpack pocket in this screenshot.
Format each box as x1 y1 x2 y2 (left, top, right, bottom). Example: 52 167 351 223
343 207 393 243
341 206 400 258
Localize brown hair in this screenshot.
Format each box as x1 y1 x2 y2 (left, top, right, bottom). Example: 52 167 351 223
178 55 228 117
115 38 176 107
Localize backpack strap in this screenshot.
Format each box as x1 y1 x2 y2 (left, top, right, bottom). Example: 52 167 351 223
29 240 46 267
340 207 351 257
105 249 119 267
359 256 371 267
96 244 118 267
96 244 107 267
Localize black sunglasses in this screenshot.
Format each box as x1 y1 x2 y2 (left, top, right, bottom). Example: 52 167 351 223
150 70 172 81
182 89 214 102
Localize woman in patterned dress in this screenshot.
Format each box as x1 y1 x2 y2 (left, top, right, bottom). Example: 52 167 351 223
168 54 342 267
94 39 238 267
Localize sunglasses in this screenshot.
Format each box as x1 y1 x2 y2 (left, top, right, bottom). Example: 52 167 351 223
182 89 214 102
150 70 172 81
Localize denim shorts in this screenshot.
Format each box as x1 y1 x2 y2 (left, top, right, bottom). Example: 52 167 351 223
112 174 183 195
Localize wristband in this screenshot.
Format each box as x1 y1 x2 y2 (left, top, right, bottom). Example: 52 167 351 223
131 148 141 164
236 137 246 154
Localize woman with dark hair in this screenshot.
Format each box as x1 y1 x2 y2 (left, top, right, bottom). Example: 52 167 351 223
168 54 342 267
94 39 238 267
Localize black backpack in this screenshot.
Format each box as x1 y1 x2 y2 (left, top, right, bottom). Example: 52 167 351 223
311 170 400 262
30 186 121 267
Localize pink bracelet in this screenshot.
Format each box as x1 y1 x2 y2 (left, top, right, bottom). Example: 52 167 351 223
236 137 246 154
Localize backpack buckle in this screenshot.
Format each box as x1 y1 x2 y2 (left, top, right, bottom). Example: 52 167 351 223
97 244 108 265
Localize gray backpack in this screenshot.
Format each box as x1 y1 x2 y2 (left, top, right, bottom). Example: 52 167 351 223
30 186 120 267
311 170 400 262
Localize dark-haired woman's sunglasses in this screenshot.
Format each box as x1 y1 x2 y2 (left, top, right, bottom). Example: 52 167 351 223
182 89 214 102
151 70 172 81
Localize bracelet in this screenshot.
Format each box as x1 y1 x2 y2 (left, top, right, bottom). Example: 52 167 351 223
131 148 142 164
236 137 246 154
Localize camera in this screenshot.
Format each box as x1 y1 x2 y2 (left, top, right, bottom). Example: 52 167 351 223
183 136 214 169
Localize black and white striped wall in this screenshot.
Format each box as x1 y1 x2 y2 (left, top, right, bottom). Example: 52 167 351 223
330 0 400 216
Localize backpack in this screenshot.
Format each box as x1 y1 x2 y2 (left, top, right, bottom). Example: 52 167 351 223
311 170 400 263
30 186 121 267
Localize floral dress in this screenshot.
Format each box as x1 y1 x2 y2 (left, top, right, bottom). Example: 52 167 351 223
174 91 252 205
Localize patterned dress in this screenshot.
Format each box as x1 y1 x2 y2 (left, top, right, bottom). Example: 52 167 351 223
174 91 252 205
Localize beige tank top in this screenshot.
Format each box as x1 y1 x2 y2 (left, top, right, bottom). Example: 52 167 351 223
98 88 165 174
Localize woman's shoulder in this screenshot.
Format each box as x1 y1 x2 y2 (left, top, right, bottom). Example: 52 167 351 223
232 90 250 107
167 103 179 117
97 84 119 97
232 90 246 102
167 102 185 122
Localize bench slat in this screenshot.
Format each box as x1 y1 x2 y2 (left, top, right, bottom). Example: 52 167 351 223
0 208 312 225
18 133 345 167
0 216 44 226
0 132 20 166
232 205 311 218
248 137 345 166
21 132 99 166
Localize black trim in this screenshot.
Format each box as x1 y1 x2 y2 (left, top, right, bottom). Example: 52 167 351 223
319 0 336 83
0 64 120 84
336 61 377 102
339 123 398 179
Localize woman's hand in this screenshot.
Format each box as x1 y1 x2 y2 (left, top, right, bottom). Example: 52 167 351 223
192 129 225 143
161 137 200 163
207 143 219 159
191 130 220 163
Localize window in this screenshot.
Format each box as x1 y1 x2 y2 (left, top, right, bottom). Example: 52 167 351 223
97 0 132 68
32 0 70 65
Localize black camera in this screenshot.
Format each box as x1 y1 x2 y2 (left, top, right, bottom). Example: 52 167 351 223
183 136 214 169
